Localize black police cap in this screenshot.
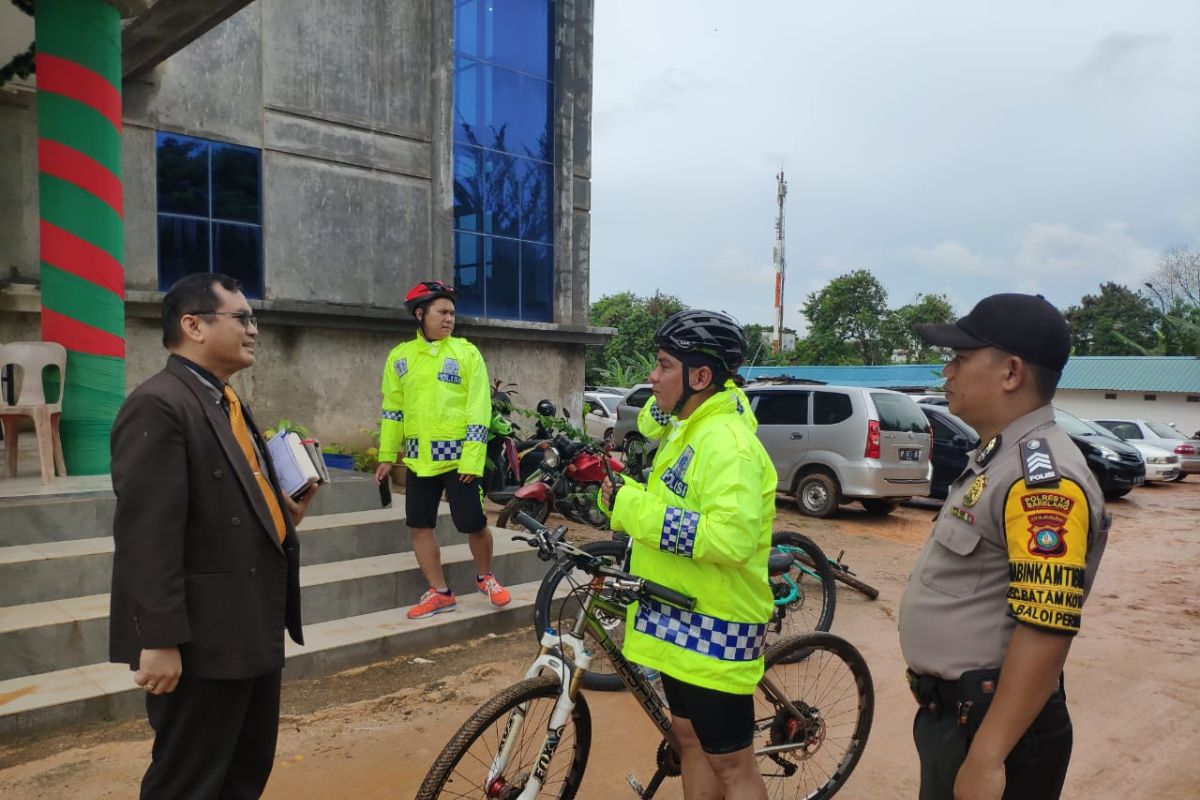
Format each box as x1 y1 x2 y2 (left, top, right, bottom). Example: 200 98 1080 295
915 293 1071 373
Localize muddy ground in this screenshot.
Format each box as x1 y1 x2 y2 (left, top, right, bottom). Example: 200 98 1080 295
2 482 1198 799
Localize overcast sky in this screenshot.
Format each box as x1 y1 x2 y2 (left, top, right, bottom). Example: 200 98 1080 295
588 1 1200 332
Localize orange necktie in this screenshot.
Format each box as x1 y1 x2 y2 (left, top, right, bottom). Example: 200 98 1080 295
223 386 288 543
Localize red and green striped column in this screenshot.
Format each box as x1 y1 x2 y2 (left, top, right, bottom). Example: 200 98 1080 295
35 0 125 475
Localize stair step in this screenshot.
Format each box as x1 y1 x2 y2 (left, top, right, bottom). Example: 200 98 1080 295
0 469 381 546
0 534 549 681
0 580 544 738
0 504 470 607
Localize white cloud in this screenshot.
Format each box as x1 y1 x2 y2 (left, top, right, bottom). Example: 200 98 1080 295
901 241 993 275
1015 222 1158 280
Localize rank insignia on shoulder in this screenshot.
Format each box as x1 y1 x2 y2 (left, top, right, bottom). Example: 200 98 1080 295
975 435 1001 467
1020 437 1060 487
962 474 987 507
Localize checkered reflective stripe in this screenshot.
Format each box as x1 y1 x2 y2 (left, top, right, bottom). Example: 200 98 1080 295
431 439 464 461
634 598 766 662
649 402 671 426
465 424 488 443
405 438 419 459
381 409 404 422
660 506 700 557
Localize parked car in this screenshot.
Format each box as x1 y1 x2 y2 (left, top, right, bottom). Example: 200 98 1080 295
746 384 932 517
1124 442 1180 483
918 403 980 500
582 391 622 443
1090 418 1200 481
1054 408 1145 499
612 383 653 450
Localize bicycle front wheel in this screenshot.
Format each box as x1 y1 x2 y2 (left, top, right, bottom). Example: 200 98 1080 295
416 675 591 799
533 539 630 692
754 632 874 800
769 531 837 637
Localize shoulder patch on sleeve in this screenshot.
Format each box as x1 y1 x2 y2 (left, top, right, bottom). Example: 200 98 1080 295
1020 437 1060 487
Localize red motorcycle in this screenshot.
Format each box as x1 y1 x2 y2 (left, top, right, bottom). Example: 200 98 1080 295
496 435 624 530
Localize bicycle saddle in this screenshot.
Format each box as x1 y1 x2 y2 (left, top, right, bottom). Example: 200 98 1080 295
767 548 795 577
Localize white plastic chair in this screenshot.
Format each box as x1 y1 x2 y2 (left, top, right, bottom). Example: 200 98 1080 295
0 342 68 484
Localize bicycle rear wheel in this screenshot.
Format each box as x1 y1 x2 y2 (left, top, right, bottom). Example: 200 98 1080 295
769 531 837 637
533 539 630 692
830 567 880 601
416 675 591 799
754 632 874 799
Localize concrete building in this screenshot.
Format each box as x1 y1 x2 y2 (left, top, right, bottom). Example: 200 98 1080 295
1 0 606 454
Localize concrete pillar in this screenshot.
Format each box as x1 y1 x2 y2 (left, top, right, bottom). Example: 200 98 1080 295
35 0 126 474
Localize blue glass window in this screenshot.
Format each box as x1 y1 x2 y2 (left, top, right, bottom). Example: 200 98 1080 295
453 0 554 322
155 132 264 297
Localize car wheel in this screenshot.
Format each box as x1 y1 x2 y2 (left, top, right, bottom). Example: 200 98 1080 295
1104 488 1132 500
604 427 613 443
860 498 901 516
795 473 839 518
1171 473 1187 482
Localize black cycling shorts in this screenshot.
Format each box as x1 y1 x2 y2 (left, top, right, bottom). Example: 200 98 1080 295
660 672 755 755
404 471 488 533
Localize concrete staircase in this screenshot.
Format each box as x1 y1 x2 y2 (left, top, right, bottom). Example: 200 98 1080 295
0 471 547 737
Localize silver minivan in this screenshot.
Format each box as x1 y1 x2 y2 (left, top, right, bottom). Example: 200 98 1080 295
745 384 932 517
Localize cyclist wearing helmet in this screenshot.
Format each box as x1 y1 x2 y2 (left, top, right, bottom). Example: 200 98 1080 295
376 280 511 619
600 309 776 800
636 375 757 442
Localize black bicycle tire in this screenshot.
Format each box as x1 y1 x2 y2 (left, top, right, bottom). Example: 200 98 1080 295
793 552 881 602
771 531 837 634
757 631 874 800
532 539 630 692
498 496 551 530
415 675 591 799
830 568 880 601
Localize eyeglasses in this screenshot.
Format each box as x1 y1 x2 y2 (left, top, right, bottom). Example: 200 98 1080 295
190 311 258 329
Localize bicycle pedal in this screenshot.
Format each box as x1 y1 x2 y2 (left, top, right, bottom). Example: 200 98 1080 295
626 773 645 797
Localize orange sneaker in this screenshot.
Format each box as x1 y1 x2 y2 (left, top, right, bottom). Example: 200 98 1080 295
477 573 511 607
407 588 456 619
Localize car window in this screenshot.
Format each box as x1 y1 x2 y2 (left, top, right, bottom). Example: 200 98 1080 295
927 414 955 442
1098 421 1140 440
624 387 652 409
1146 421 1183 440
752 392 809 425
871 393 927 433
1054 409 1096 436
813 391 853 425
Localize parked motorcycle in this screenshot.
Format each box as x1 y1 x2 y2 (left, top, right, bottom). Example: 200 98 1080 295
495 434 624 529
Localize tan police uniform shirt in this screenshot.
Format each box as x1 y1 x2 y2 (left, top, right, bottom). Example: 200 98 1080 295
899 405 1110 680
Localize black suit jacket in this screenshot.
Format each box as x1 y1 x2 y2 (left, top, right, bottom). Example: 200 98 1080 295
109 358 303 679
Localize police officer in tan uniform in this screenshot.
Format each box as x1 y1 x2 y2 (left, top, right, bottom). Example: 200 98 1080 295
899 294 1110 800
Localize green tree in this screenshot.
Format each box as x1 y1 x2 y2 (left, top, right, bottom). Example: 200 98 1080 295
586 291 687 384
1064 282 1159 355
883 294 957 363
800 270 891 364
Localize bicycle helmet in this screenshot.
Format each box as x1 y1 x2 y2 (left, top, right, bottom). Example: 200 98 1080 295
404 280 458 315
536 399 557 417
654 309 748 373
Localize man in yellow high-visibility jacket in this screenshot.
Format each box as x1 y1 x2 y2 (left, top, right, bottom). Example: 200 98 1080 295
375 280 510 619
601 309 775 800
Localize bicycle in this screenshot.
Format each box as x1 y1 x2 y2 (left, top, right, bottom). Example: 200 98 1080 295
533 529 838 691
416 512 874 800
796 548 880 601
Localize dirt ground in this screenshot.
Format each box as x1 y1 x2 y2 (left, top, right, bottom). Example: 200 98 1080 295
2 482 1198 799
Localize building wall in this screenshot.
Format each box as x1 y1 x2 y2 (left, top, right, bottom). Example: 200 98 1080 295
1055 389 1200 437
0 0 604 451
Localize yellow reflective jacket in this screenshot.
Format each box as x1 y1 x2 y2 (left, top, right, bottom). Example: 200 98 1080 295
610 387 776 695
636 380 757 441
378 334 491 477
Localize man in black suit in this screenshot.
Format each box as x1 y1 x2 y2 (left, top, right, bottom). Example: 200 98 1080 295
110 273 318 799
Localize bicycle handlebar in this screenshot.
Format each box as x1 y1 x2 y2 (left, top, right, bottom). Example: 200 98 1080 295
511 511 696 612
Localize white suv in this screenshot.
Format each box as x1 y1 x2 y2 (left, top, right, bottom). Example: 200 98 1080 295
745 384 932 517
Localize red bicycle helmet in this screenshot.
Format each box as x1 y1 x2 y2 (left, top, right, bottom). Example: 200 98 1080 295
404 280 459 315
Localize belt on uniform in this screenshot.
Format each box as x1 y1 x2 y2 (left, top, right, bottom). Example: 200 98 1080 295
907 668 1062 725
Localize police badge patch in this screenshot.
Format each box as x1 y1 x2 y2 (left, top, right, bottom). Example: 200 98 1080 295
661 446 695 498
437 357 462 384
393 357 408 379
